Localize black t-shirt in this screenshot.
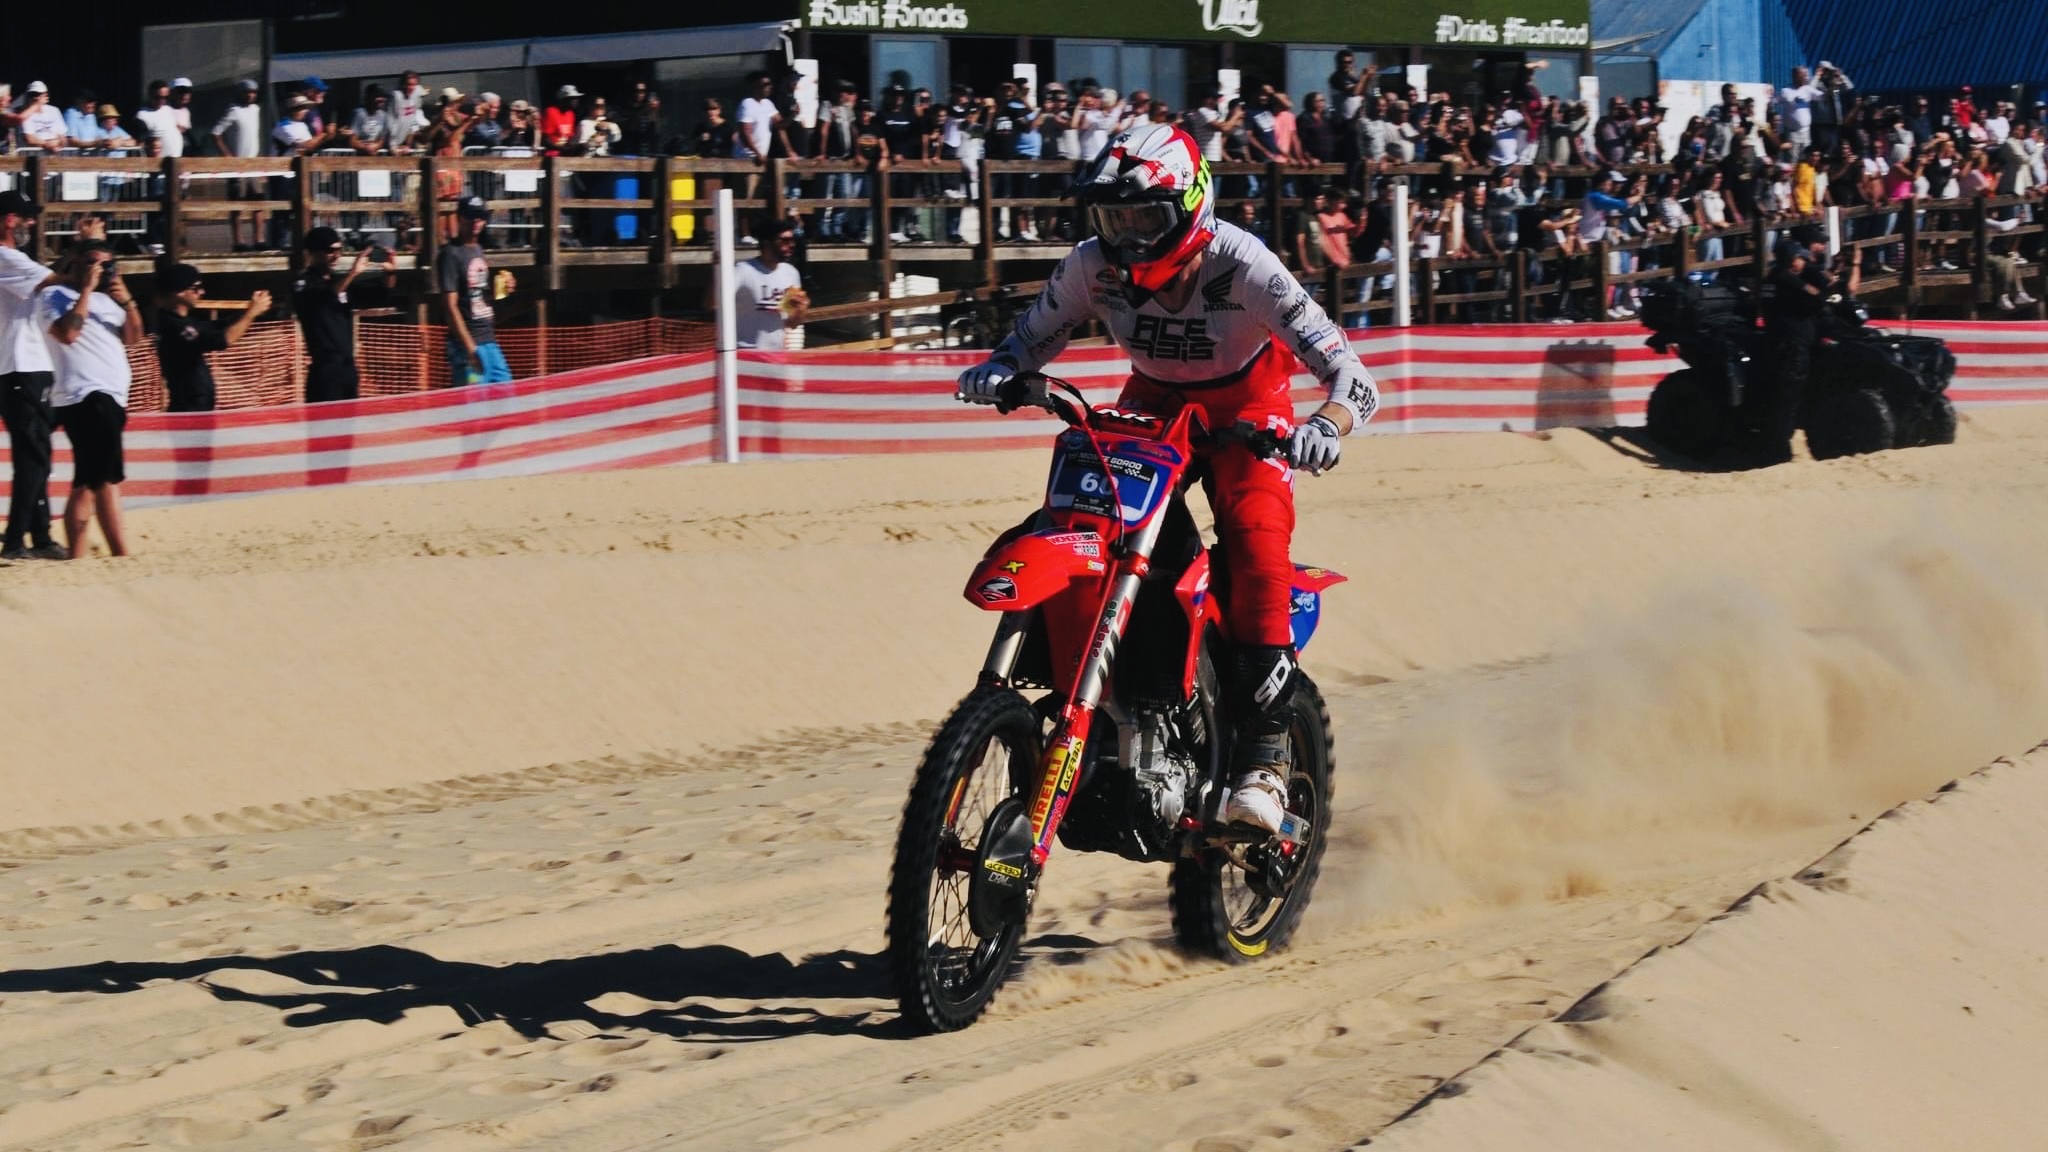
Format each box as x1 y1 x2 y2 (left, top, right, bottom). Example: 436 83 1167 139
881 111 919 160
436 243 497 346
293 263 357 364
693 118 736 158
1298 111 1336 163
155 308 226 412
988 97 1030 159
1765 264 1826 330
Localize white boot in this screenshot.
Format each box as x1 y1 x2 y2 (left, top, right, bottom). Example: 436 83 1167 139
1225 768 1289 835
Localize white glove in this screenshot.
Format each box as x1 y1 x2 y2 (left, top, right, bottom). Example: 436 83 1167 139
1290 414 1343 474
957 357 1017 405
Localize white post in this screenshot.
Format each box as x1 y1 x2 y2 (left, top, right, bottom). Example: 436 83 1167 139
1391 181 1412 328
714 188 741 464
1825 205 1843 259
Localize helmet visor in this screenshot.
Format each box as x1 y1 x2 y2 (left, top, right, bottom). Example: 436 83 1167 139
1087 201 1183 259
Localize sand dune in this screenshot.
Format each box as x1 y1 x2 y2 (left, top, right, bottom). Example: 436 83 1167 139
4 409 2048 1150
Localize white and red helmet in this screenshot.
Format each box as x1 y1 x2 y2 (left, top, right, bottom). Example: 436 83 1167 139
1074 122 1215 301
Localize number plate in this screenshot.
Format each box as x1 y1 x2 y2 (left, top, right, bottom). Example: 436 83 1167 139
1047 443 1165 525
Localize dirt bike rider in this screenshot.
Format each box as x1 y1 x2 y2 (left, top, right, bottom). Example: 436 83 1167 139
956 122 1379 836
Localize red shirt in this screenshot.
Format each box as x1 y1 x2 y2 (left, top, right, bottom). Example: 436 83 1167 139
541 106 577 153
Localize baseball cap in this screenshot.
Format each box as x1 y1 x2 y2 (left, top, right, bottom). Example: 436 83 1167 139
0 190 33 216
457 195 491 220
557 84 582 100
25 81 47 94
161 263 203 293
302 77 328 92
239 79 260 92
302 225 343 251
171 77 194 90
439 86 463 104
1603 169 1625 182
286 95 314 110
1773 239 1806 264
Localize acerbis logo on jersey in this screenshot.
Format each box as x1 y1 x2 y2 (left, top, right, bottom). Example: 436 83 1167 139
1128 315 1216 361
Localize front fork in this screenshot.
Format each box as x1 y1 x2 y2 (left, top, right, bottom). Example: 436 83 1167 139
982 563 1149 868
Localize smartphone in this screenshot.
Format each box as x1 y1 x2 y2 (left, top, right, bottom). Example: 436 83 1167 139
367 244 393 264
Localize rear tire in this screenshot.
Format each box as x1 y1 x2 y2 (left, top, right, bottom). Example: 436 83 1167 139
888 686 1039 1033
1804 387 1896 460
1169 674 1335 962
1646 368 1727 459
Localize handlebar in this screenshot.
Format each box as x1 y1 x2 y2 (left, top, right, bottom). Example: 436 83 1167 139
999 371 1291 462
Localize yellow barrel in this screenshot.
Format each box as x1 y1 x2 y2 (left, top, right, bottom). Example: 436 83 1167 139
672 173 696 242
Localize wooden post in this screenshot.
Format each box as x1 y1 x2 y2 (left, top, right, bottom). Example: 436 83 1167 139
1674 225 1694 282
24 153 44 264
1591 239 1610 316
411 297 431 392
1324 261 1345 326
980 160 999 289
1265 162 1284 253
418 156 441 286
1417 255 1436 324
534 296 550 377
1510 248 1528 323
291 155 313 267
876 256 894 344
767 157 787 227
1900 198 1919 308
651 156 675 289
540 156 562 292
872 157 892 261
163 156 185 266
1971 194 1990 304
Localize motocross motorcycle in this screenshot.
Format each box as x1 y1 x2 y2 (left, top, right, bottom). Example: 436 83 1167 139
887 372 1345 1033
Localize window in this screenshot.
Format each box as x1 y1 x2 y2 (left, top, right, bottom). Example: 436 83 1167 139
873 37 943 97
1055 40 1186 107
1285 47 1377 109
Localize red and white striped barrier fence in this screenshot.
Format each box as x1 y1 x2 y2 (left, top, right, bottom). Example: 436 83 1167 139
2 322 2044 509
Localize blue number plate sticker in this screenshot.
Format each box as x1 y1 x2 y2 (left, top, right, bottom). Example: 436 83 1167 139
1048 448 1165 525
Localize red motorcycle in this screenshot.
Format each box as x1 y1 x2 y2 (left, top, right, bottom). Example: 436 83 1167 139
887 372 1344 1032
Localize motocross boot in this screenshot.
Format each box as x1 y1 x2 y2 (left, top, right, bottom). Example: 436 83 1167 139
1223 645 1297 835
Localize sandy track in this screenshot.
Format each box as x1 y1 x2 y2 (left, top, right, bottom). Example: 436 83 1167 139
5 410 2048 1150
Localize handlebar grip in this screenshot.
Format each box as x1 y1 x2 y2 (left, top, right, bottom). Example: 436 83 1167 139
994 371 1048 415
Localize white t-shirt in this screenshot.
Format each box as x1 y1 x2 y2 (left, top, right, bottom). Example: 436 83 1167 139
1185 106 1225 161
1077 108 1115 160
394 86 428 133
38 285 131 408
135 105 185 157
733 258 802 350
735 97 777 158
0 245 53 375
212 103 263 158
19 105 67 148
272 118 313 156
1489 109 1525 166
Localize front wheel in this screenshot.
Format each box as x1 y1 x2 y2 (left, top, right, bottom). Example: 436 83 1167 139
1169 674 1335 962
887 686 1039 1033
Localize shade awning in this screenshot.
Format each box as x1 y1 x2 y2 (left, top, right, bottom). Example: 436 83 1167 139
270 21 790 84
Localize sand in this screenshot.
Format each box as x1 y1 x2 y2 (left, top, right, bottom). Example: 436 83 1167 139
5 408 2048 1150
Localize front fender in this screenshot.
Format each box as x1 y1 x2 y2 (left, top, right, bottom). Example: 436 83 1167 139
966 530 1109 610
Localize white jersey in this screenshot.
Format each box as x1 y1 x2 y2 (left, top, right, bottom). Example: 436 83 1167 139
992 221 1379 427
732 257 802 350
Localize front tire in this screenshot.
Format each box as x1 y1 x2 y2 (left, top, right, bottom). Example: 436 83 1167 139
887 686 1039 1033
1169 674 1335 962
1646 368 1727 460
1804 387 1896 460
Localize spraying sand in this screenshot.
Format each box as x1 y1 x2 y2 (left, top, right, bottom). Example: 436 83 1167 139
4 410 2048 1150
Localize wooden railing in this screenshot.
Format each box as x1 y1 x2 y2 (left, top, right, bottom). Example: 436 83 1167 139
7 151 2038 341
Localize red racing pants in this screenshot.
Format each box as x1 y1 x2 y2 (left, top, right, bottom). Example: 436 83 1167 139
1118 341 1298 649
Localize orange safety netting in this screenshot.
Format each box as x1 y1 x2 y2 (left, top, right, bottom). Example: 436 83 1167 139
125 318 717 412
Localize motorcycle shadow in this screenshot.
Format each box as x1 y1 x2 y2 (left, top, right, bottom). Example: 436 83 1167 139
0 943 901 1043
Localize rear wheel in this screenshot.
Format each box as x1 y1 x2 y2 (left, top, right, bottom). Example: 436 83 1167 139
1169 674 1335 962
887 686 1039 1033
1804 387 1896 460
1646 368 1727 459
1909 395 1957 447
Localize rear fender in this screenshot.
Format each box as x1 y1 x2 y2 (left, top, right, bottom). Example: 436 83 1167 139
1289 564 1347 652
966 529 1110 611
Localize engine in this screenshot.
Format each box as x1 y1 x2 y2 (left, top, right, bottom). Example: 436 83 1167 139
1056 710 1203 862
